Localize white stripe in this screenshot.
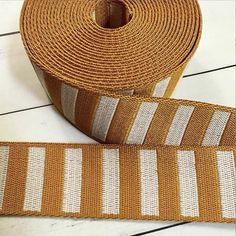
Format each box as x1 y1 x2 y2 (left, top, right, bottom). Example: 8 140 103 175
0 146 9 209
102 149 120 214
126 102 158 144
140 150 159 216
202 111 230 146
152 77 171 97
92 96 120 141
165 105 194 145
23 147 45 211
61 83 79 124
177 150 199 217
63 148 83 213
216 151 236 218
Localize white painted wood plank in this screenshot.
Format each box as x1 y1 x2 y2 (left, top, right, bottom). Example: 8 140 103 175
172 67 235 108
146 223 235 236
0 217 177 236
0 34 50 114
185 0 236 75
0 1 23 34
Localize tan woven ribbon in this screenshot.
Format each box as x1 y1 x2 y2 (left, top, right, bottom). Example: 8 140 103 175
0 0 235 223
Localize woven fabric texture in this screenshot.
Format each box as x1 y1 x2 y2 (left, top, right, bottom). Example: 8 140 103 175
0 0 235 223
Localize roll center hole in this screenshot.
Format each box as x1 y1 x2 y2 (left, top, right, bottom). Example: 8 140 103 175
94 0 131 29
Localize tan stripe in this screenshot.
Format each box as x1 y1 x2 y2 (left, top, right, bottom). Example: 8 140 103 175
102 149 120 215
181 107 214 145
158 148 180 219
106 99 140 144
80 147 102 217
41 146 64 215
195 149 221 221
75 90 100 135
144 103 178 145
120 147 140 218
2 146 28 213
220 113 236 146
164 66 185 98
0 146 9 209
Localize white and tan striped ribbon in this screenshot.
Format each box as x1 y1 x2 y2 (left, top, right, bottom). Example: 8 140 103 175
0 144 235 222
2 0 234 225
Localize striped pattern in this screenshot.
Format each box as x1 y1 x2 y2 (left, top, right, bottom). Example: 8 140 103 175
0 144 235 223
140 150 159 216
0 146 9 209
18 0 236 224
216 151 236 218
202 111 230 146
177 150 199 217
92 96 120 141
61 83 79 123
24 147 45 211
126 102 158 144
152 77 171 97
102 149 120 214
165 105 195 145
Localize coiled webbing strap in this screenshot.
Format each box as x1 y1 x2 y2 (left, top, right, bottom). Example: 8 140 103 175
0 0 235 223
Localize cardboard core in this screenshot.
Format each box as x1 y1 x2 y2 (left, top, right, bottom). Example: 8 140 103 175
94 0 131 28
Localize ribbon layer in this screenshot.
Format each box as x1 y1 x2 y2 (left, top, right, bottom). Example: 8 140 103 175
0 143 235 223
0 0 235 223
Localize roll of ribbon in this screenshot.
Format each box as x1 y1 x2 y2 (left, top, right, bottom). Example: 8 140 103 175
0 0 235 223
